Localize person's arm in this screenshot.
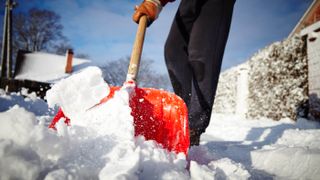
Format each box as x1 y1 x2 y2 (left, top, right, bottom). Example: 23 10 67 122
133 0 175 26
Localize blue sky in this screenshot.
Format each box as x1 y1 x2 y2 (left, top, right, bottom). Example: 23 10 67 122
1 0 314 73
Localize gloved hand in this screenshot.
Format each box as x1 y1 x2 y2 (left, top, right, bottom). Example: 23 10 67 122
133 0 162 26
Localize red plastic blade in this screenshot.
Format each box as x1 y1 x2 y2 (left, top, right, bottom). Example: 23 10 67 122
49 86 190 154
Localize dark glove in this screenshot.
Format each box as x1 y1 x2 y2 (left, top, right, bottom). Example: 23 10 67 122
133 0 162 26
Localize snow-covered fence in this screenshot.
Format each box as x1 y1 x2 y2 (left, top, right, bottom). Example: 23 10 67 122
235 65 249 117
212 64 249 115
212 66 237 114
213 35 308 121
0 77 51 98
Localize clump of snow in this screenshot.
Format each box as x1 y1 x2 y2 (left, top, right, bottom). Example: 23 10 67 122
20 87 38 101
0 106 50 180
0 106 37 146
46 66 190 179
46 66 109 123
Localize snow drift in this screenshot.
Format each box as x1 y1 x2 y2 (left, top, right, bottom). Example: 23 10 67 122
0 66 319 179
0 67 250 179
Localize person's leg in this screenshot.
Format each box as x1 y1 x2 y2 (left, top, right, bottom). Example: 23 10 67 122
188 0 235 144
164 0 199 105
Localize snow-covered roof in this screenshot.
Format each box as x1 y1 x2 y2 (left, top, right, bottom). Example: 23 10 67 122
14 51 91 83
289 0 320 37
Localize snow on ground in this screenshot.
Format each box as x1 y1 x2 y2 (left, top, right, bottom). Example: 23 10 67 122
0 66 320 179
202 114 320 179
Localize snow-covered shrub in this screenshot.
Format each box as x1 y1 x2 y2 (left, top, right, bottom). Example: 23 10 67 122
247 35 308 120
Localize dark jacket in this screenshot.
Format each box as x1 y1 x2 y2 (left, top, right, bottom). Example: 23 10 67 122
160 0 175 6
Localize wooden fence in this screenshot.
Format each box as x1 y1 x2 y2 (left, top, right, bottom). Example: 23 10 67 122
0 77 51 99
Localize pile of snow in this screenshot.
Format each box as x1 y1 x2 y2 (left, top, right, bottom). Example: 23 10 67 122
1 67 253 179
46 67 188 179
0 87 53 116
1 66 319 179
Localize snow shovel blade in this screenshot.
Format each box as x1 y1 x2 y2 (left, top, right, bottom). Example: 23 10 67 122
105 86 190 154
133 89 189 154
132 87 189 154
49 86 190 154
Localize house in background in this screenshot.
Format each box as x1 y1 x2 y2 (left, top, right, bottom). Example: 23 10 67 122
0 49 91 98
289 0 320 37
290 0 320 120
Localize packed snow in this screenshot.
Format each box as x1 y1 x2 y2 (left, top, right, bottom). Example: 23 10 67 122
1 66 320 179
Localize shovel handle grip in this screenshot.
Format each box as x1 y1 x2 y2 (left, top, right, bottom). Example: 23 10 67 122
126 15 148 82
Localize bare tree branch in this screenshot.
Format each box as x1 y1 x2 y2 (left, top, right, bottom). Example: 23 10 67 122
100 57 172 91
13 8 66 53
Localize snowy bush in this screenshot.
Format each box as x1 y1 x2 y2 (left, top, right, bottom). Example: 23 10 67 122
247 35 308 120
213 35 307 121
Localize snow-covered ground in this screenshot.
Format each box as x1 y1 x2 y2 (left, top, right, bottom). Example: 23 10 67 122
1 67 320 180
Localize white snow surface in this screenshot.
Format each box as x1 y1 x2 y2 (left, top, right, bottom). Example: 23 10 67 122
1 67 320 179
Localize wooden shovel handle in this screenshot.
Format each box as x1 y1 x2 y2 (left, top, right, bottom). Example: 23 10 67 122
126 15 148 82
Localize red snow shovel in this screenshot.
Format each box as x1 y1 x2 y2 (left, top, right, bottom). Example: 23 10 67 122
49 16 190 155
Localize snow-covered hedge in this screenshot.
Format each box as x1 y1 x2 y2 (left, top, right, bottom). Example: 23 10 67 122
213 35 308 121
247 35 308 120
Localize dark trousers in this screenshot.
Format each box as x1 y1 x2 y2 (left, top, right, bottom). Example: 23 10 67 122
165 0 235 134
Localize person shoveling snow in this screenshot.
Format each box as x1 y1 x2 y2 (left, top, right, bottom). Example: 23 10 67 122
49 15 190 155
132 0 235 145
